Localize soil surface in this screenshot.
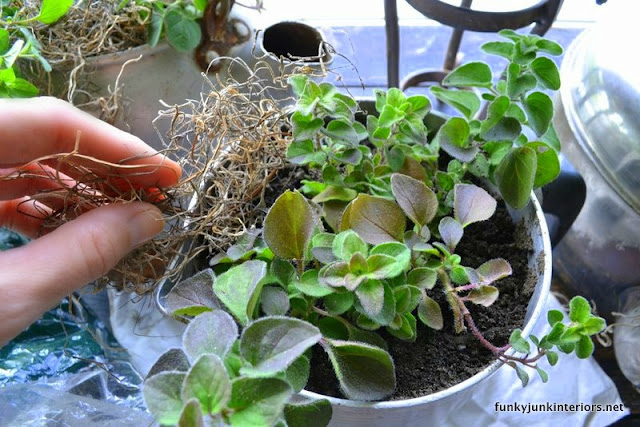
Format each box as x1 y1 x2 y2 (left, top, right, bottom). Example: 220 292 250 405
305 202 537 400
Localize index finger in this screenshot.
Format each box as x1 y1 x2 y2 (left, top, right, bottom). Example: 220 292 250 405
0 97 182 188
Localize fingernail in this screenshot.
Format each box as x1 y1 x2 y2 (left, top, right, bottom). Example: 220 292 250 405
128 203 164 247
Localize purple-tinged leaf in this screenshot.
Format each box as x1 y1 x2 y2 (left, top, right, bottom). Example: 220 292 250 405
390 173 438 226
264 190 317 260
418 296 443 330
454 184 497 227
475 258 512 285
346 194 406 244
467 285 499 307
438 216 464 251
183 310 238 362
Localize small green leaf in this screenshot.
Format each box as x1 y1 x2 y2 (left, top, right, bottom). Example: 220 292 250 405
284 356 311 392
536 366 549 383
264 190 316 260
147 6 164 48
355 279 385 318
284 399 333 427
182 310 238 362
369 242 411 271
332 230 368 261
394 285 421 313
468 286 500 307
324 339 396 401
390 173 438 227
143 372 186 425
523 91 554 137
178 399 204 427
509 329 531 353
407 95 431 117
540 123 562 153
182 354 231 415
514 364 530 387
295 269 333 297
547 309 564 326
147 349 190 378
292 111 324 140
536 39 563 56
240 317 321 376
325 119 359 146
546 350 559 366
407 268 437 290
387 313 417 341
454 183 497 226
312 186 358 203
583 317 606 335
443 61 493 88
228 378 293 427
575 335 595 359
481 41 514 60
438 217 463 252
430 86 481 119
37 0 73 24
480 96 509 137
213 260 267 326
525 141 560 188
569 296 592 323
531 57 561 90
324 292 354 315
289 75 309 97
164 9 202 52
378 104 403 128
507 63 537 99
494 147 537 209
346 194 406 245
0 29 9 53
260 286 290 316
418 296 443 330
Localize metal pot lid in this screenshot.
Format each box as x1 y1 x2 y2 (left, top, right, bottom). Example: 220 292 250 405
559 5 640 214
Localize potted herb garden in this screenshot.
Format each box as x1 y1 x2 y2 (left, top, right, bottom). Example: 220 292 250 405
134 30 607 426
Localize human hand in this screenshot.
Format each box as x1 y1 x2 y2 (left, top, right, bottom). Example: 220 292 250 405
0 97 182 346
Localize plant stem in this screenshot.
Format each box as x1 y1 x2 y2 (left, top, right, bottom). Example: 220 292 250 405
452 283 479 293
296 258 304 278
438 268 465 333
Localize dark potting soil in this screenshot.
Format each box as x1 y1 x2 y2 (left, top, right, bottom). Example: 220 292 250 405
305 202 537 400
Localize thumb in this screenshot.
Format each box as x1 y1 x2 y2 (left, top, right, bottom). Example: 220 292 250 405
0 202 164 345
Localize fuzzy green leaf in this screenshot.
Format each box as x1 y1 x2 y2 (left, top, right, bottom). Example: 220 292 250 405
495 146 537 209
295 269 333 297
178 399 204 427
418 296 443 330
514 364 530 387
569 296 591 323
240 317 321 376
0 29 9 53
369 242 411 273
312 186 357 203
287 139 325 165
284 399 333 427
480 96 509 137
523 91 553 137
183 310 238 362
407 268 437 290
390 173 438 226
536 39 563 55
507 63 537 99
164 9 201 52
481 41 514 60
525 141 560 188
536 366 549 383
143 372 186 425
547 309 564 326
407 95 431 117
325 119 359 146
332 230 368 261
347 194 406 245
430 86 481 119
583 317 606 335
468 286 500 307
394 285 421 313
37 0 73 24
292 111 324 140
264 190 316 260
531 57 561 90
147 349 190 378
509 329 531 353
546 350 559 366
284 356 311 392
324 292 354 315
147 6 164 47
454 183 497 226
387 313 417 342
182 354 231 415
443 61 493 88
355 279 385 318
324 339 396 400
228 378 293 427
213 260 267 326
260 286 290 316
575 335 595 359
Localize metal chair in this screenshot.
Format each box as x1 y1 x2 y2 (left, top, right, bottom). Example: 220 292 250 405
384 0 564 89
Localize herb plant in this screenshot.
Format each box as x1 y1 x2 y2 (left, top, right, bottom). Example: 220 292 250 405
1 0 73 97
144 32 607 426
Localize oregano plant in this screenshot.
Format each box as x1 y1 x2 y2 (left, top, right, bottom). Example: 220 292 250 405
145 32 607 426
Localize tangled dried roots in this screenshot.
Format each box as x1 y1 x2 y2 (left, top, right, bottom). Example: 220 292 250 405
19 0 149 118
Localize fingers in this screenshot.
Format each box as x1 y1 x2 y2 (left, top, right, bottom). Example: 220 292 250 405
0 163 76 201
0 97 182 188
0 202 164 345
0 197 51 238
